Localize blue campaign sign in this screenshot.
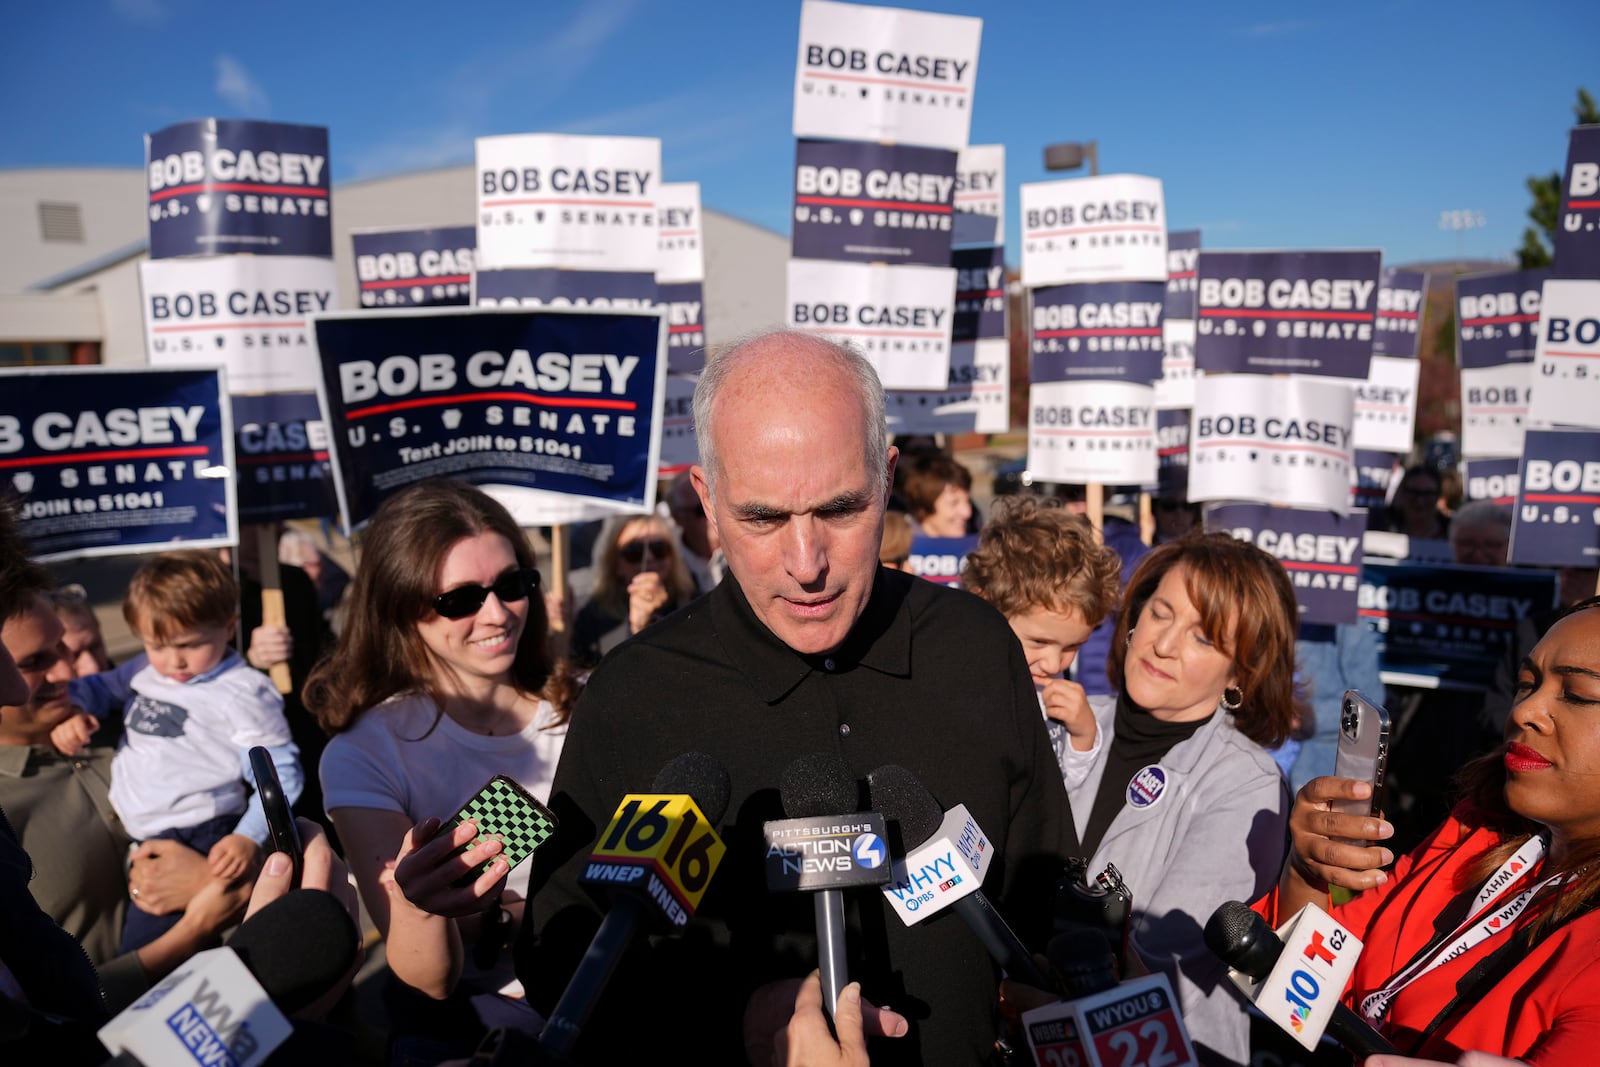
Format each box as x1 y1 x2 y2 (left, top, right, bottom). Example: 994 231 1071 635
1352 449 1401 512
907 534 978 587
313 308 665 529
1164 230 1201 320
146 119 331 259
1456 269 1548 368
473 268 657 310
231 392 338 524
953 245 1006 342
352 227 476 308
1206 504 1365 625
1194 250 1381 379
1553 125 1600 280
1373 267 1427 358
1 367 234 561
1030 281 1164 384
655 281 707 375
1358 560 1555 690
1156 408 1190 497
792 139 958 266
1463 456 1520 504
1509 430 1600 568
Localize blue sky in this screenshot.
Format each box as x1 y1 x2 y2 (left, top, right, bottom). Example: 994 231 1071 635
3 0 1595 266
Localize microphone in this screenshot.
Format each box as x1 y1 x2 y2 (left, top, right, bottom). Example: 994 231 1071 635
538 752 731 1059
866 764 1053 991
1204 901 1398 1058
98 888 360 1066
765 754 892 1020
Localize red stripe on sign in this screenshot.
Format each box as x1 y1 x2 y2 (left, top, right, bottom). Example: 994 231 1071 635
954 192 1000 200
1028 225 1164 237
151 321 304 332
1033 428 1140 437
792 326 944 338
1283 561 1361 575
1461 314 1538 325
668 325 701 334
1568 199 1600 208
362 276 469 289
1035 328 1161 337
1199 309 1372 321
1524 492 1600 504
480 197 652 208
150 182 328 201
1379 311 1420 319
1542 349 1600 358
1359 608 1513 630
659 229 697 237
0 446 209 469
238 452 329 465
956 289 1005 298
346 391 637 419
1195 439 1349 461
803 70 968 93
796 195 951 214
1168 271 1196 279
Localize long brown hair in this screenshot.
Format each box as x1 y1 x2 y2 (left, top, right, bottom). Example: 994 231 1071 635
1107 533 1304 747
303 480 578 735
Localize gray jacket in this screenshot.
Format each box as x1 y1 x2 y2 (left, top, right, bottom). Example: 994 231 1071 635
1057 694 1291 1066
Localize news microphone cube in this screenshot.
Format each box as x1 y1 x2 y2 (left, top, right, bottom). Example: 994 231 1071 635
1255 903 1363 1052
763 813 892 891
881 803 992 924
97 947 292 1067
582 793 726 926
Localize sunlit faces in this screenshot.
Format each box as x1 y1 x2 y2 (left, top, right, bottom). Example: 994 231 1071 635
135 617 235 684
0 643 27 710
417 531 528 694
0 594 75 741
614 516 675 582
1007 604 1093 688
61 616 112 677
1503 608 1600 846
1124 566 1238 723
923 484 973 538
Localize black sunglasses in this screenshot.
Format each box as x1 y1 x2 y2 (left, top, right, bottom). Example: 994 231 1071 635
618 539 671 564
432 568 540 620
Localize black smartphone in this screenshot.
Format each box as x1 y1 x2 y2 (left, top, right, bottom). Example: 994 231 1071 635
249 745 303 887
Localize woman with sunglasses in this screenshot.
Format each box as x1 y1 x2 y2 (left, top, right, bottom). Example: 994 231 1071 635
305 479 579 1060
570 511 695 669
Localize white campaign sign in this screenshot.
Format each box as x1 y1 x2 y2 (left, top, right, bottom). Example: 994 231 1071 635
1530 278 1600 430
658 371 698 475
953 143 1004 246
1189 375 1355 512
1461 363 1532 458
141 256 337 394
786 258 956 390
793 0 982 151
656 181 705 284
1352 354 1421 453
1020 174 1167 286
1029 379 1157 484
885 339 1009 434
476 133 661 272
1156 318 1196 410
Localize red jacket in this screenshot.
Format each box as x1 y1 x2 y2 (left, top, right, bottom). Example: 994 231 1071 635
1259 810 1600 1062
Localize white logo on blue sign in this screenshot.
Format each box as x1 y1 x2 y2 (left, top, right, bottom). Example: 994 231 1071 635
1127 765 1167 808
853 833 886 869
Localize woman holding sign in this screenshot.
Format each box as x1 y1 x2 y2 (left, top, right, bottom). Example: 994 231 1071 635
305 480 579 1060
1055 533 1297 1064
1275 596 1600 1062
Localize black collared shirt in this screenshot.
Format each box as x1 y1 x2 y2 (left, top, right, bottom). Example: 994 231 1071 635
518 566 1077 1065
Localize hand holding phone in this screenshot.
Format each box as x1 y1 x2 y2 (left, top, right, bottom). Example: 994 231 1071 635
442 775 559 887
249 745 303 888
1331 690 1391 845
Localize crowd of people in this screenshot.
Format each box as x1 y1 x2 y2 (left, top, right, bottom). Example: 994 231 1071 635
2 328 1597 1066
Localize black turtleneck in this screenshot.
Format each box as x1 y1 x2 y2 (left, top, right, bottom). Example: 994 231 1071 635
1080 693 1214 859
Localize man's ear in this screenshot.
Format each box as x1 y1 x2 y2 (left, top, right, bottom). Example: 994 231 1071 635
884 445 899 504
690 465 717 539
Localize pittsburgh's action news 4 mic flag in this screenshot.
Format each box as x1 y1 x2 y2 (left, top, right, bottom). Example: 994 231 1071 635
312 307 666 530
1553 125 1600 279
232 392 338 524
1 367 235 561
1510 430 1600 568
1530 279 1600 429
1457 268 1549 368
147 119 331 260
351 226 476 309
1188 375 1355 513
1029 281 1165 384
953 144 1003 246
1194 250 1381 379
1373 267 1427 358
793 0 982 152
1165 229 1201 320
1019 174 1167 287
1207 504 1366 626
793 139 958 266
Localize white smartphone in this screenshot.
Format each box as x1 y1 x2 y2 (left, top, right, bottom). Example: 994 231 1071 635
1332 689 1390 837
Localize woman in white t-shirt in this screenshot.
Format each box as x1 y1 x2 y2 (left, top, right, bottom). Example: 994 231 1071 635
305 479 579 1060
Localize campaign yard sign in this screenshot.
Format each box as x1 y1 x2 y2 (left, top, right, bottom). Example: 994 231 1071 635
231 392 337 524
1188 375 1355 513
1530 279 1600 429
952 245 1005 342
1460 362 1531 459
146 119 331 259
657 181 705 284
885 339 1009 435
1 366 234 561
1194 250 1381 379
1456 269 1548 368
1156 319 1196 410
1208 504 1365 625
953 143 1003 246
793 139 958 266
1019 174 1166 287
657 373 698 476
1029 281 1164 384
1165 229 1201 320
907 534 977 586
312 307 666 530
786 259 955 390
655 281 708 376
1552 125 1600 279
1351 355 1421 453
1029 380 1157 485
793 0 982 151
473 268 657 310
1156 407 1190 497
1509 430 1600 568
1352 450 1401 512
1373 267 1427 358
351 226 476 308
476 134 661 273
1463 457 1519 505
140 255 338 394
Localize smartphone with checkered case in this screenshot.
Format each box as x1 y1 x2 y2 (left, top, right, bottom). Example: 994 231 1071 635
443 774 559 885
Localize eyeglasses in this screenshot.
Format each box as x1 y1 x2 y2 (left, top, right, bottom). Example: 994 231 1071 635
431 568 540 620
618 539 671 565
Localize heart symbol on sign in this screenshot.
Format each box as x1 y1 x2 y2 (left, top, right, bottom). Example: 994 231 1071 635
441 409 462 430
1488 917 1501 929
849 209 864 225
1511 862 1523 873
195 194 212 212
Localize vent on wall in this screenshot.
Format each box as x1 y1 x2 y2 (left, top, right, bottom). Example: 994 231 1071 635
39 201 85 242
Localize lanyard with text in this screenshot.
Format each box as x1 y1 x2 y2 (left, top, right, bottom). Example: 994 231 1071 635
1361 834 1566 1024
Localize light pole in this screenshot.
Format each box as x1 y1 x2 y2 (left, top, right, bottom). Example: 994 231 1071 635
1043 140 1099 177
1438 209 1486 273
